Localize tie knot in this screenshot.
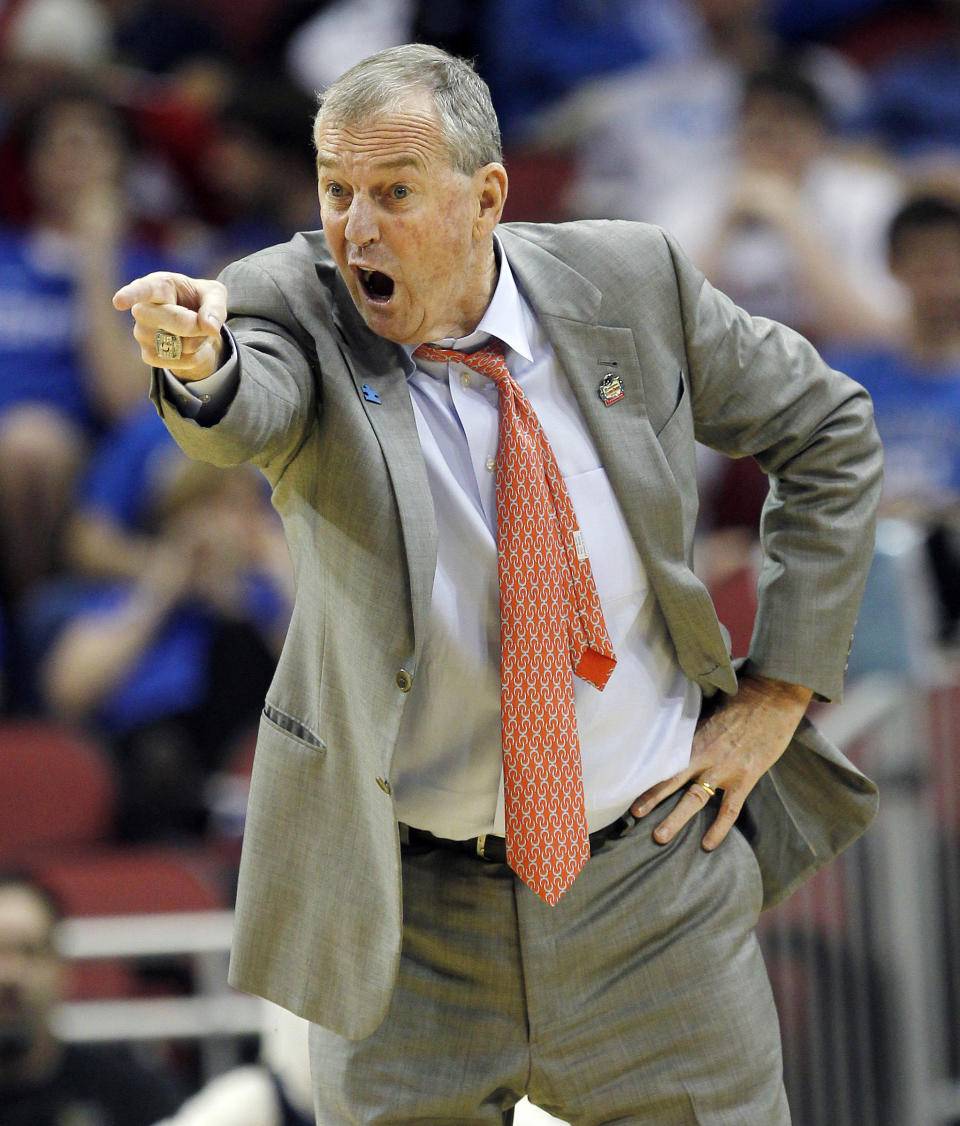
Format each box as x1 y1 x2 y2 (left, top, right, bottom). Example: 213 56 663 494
413 341 509 384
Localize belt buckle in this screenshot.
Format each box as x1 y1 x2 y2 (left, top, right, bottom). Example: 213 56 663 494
476 833 487 858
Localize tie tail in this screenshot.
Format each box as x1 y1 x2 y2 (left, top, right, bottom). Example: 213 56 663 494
573 646 616 691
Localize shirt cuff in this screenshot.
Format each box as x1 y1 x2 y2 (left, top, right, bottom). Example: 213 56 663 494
160 328 239 421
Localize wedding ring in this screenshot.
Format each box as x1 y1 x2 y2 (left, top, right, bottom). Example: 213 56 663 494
155 329 182 361
691 779 717 799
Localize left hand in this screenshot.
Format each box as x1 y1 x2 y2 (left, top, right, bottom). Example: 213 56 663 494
630 674 813 850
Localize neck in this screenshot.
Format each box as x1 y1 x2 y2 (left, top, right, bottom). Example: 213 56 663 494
464 240 500 335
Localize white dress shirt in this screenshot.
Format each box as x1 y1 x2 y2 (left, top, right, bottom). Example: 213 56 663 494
393 245 700 837
164 240 700 839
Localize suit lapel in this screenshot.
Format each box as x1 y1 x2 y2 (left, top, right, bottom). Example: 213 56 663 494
322 267 438 659
500 228 734 688
499 230 681 559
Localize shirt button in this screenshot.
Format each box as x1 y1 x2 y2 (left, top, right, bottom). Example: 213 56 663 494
485 456 496 472
396 669 413 692
460 372 471 388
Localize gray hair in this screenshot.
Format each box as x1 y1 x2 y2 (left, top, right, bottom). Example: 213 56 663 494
314 44 502 175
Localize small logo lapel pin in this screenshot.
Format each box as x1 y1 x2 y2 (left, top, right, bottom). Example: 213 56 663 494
598 372 625 406
361 383 382 404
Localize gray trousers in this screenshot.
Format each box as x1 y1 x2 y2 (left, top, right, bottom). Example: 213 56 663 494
309 800 790 1125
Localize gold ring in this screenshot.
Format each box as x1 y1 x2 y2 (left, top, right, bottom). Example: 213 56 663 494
155 329 182 361
691 779 717 799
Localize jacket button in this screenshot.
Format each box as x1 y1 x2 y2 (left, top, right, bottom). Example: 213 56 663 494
376 777 392 795
395 669 413 692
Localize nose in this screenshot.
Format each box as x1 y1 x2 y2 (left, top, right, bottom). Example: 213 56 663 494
343 195 379 251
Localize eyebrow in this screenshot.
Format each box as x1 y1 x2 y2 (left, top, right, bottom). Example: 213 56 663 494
316 155 425 172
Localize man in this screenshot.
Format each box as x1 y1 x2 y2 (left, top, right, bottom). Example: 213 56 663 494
0 872 183 1126
825 192 960 640
114 44 882 1124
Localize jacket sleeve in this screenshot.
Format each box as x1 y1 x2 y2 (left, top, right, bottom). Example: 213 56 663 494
663 228 884 701
149 255 321 486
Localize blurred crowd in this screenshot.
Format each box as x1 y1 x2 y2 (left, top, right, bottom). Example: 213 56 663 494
1 0 959 1122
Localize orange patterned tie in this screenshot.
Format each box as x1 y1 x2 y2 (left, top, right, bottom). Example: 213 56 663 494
414 341 617 904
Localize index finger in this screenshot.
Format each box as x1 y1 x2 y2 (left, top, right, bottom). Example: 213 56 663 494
113 272 184 311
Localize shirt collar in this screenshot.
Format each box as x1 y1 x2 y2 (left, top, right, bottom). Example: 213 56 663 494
402 235 534 371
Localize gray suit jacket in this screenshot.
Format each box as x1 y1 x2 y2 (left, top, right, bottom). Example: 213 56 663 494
151 220 883 1039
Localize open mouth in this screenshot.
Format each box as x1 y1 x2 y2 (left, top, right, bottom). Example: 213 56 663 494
357 267 395 303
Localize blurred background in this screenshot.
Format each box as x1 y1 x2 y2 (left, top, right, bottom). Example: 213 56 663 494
0 1 959 1123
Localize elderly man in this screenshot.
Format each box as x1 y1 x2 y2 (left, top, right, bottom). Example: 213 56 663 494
114 44 882 1125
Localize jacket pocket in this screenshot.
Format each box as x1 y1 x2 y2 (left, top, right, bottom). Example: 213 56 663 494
654 370 690 455
261 703 327 754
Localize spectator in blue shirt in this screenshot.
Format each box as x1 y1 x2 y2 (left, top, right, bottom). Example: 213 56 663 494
824 192 960 636
0 86 164 603
36 452 292 839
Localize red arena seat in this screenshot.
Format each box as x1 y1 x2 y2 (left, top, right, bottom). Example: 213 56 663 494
35 846 226 917
0 719 117 863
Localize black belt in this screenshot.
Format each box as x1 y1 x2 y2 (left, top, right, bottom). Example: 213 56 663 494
402 813 637 864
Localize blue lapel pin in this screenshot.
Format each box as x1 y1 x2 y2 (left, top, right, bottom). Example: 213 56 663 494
598 372 625 406
361 383 382 404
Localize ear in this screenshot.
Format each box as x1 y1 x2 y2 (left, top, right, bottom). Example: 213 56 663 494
473 163 508 238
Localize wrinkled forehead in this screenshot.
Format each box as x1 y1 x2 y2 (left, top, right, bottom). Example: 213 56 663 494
315 91 455 174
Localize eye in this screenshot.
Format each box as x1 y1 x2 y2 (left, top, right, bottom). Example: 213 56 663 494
390 184 410 200
325 182 345 199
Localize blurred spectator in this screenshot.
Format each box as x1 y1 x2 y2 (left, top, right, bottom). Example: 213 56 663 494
283 0 483 100
35 454 292 839
0 870 184 1126
282 0 692 146
696 64 904 345
480 0 700 143
2 0 112 71
194 78 320 271
862 0 960 161
558 0 868 236
0 85 164 602
824 193 960 638
63 403 178 584
285 0 418 96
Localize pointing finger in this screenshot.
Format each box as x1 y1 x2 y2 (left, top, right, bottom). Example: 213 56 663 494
113 274 228 334
113 272 182 311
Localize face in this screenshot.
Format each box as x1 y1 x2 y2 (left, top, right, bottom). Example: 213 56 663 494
739 92 824 180
315 90 506 346
892 225 960 333
0 885 62 1078
28 100 125 214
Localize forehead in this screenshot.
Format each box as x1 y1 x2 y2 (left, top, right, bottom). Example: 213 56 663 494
0 886 55 945
315 92 454 175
